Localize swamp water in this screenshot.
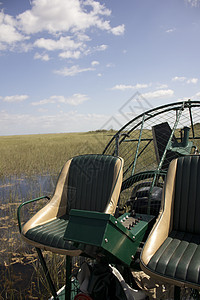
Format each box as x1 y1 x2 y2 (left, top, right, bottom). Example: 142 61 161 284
0 174 63 299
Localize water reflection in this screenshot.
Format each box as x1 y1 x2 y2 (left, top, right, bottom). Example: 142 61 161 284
0 173 59 298
0 174 57 204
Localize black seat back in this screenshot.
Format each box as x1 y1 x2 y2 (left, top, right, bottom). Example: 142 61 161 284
65 154 122 213
173 155 200 234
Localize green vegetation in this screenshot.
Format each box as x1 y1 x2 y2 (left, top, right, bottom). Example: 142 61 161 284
0 131 113 299
0 131 112 176
2 128 200 298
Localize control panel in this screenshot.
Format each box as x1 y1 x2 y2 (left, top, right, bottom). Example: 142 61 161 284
64 209 155 267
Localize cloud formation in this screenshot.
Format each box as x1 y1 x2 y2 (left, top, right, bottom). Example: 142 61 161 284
0 110 109 135
185 0 200 7
142 89 174 99
31 94 89 106
172 76 198 84
0 94 29 102
54 65 95 76
112 83 151 90
166 28 176 33
0 0 124 60
34 52 50 61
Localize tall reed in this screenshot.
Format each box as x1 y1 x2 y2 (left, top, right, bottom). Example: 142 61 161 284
0 131 112 299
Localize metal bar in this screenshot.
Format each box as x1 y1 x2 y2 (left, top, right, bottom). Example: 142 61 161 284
65 256 72 300
158 105 184 171
103 101 192 155
36 248 59 300
124 138 153 142
147 104 185 214
115 134 120 156
17 196 50 233
121 170 167 191
188 100 195 138
131 114 146 175
123 140 152 177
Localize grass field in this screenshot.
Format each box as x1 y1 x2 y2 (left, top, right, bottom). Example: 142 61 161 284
0 131 113 177
1 127 199 299
0 130 114 299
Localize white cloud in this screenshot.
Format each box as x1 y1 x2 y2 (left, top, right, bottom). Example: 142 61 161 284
185 0 200 7
32 94 89 106
110 24 125 36
172 76 198 84
59 50 81 59
166 28 176 33
0 10 28 46
142 89 174 99
91 60 99 66
172 76 186 82
31 98 56 106
111 83 150 91
0 110 110 135
17 0 124 36
58 94 89 105
38 108 48 113
0 94 29 102
195 92 200 98
54 65 94 76
187 78 198 84
34 52 50 61
1 0 124 57
106 63 115 68
156 84 168 89
34 36 82 51
95 44 108 51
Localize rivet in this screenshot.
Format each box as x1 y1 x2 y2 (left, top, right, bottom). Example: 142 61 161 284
131 255 134 260
115 221 117 224
105 238 108 243
133 236 135 239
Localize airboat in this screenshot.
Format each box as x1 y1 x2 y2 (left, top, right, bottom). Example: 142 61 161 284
18 100 200 299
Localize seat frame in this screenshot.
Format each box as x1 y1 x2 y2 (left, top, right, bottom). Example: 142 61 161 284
140 155 200 298
18 154 124 299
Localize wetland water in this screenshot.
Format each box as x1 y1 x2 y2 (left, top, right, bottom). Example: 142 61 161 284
0 174 58 299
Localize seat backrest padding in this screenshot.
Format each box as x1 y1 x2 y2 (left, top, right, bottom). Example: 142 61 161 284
173 155 200 234
64 154 122 213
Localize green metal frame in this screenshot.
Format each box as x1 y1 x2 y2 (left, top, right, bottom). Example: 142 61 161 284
121 170 167 191
17 196 74 300
103 100 200 172
131 114 146 175
104 100 200 217
17 195 50 233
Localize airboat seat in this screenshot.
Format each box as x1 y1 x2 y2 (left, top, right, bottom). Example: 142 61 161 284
152 122 180 170
140 155 200 291
19 154 124 256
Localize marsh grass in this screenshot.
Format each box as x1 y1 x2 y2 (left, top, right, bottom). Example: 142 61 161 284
0 131 112 299
0 131 111 177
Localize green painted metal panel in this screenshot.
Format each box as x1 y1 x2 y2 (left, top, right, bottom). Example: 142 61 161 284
64 209 155 266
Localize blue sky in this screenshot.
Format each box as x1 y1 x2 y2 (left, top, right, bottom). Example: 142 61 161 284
0 0 200 135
